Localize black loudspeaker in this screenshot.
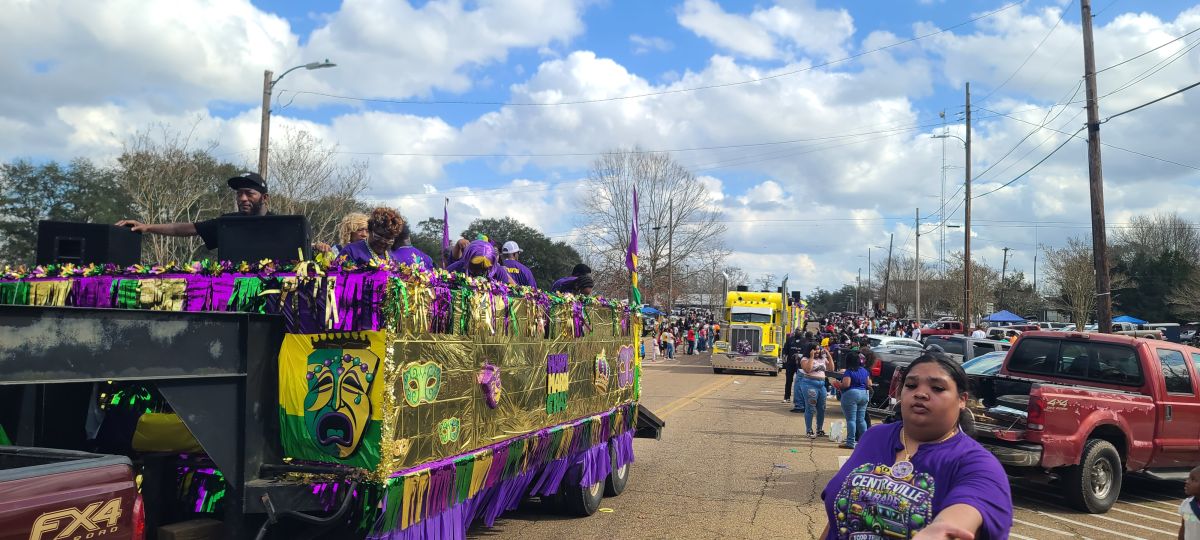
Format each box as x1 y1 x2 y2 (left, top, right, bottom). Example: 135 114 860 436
36 221 142 266
735 285 749 292
217 215 311 262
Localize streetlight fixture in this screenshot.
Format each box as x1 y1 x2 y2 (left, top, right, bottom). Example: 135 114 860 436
259 59 337 179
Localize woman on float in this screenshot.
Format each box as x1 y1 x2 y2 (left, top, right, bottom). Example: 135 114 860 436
820 352 1012 539
338 208 434 270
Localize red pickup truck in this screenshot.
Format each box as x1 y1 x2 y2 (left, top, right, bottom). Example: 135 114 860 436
0 447 144 540
968 330 1200 513
919 320 965 338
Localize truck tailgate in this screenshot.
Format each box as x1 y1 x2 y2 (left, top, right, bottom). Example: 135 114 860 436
0 448 139 540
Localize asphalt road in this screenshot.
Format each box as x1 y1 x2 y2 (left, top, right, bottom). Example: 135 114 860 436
468 350 1187 539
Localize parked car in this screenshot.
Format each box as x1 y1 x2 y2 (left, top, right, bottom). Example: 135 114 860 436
967 330 1200 513
865 334 924 350
998 324 1041 332
866 345 924 418
0 446 144 540
963 350 1007 376
921 320 965 338
922 335 1011 363
986 327 1021 341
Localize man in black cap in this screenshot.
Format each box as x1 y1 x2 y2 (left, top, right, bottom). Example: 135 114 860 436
115 172 271 250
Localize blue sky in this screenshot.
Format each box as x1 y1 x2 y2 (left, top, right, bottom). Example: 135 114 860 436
2 0 1199 292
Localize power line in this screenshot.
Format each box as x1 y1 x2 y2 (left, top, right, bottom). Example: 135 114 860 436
971 126 1084 199
979 106 1200 170
977 0 1074 103
1100 35 1200 99
1096 26 1200 74
1103 79 1200 123
972 79 1084 183
278 2 1026 108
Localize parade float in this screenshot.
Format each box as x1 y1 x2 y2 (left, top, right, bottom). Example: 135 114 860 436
0 255 660 539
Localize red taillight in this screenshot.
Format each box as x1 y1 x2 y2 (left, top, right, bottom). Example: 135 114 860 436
132 493 146 540
1026 395 1045 431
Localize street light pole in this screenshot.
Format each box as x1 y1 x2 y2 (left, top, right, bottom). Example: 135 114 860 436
916 208 921 324
258 60 337 179
964 82 973 328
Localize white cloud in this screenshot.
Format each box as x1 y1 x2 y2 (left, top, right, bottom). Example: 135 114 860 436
296 0 588 100
630 34 673 55
677 0 855 60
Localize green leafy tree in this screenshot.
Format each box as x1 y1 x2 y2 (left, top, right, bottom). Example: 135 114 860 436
461 217 581 288
0 158 131 265
411 218 446 266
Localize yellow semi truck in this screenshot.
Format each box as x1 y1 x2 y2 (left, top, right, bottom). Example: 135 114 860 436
711 288 792 375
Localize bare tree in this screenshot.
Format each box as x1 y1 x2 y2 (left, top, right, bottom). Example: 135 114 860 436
117 123 233 262
1113 212 1200 259
756 272 778 292
1043 238 1098 330
580 148 727 307
268 127 370 245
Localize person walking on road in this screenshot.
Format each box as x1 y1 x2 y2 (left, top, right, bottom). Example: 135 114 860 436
697 325 708 353
783 329 804 405
829 352 871 449
819 352 1013 539
660 328 675 359
800 345 831 438
686 326 697 355
971 324 987 339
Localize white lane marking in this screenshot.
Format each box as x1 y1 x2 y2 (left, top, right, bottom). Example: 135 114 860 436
1105 504 1181 525
1017 482 1176 520
1015 498 1172 537
1018 508 1150 540
1012 517 1076 536
1022 484 1180 528
1014 485 1178 531
1009 533 1037 540
1122 492 1182 510
1116 498 1180 517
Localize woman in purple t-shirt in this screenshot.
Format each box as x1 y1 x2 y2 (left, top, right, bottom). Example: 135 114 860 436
820 353 1012 540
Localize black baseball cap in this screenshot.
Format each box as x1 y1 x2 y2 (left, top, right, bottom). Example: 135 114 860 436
228 172 268 194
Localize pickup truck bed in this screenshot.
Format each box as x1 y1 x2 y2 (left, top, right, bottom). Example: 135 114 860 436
0 446 142 540
968 331 1200 514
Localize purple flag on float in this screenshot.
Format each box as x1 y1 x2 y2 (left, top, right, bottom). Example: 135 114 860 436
441 197 450 268
625 188 641 304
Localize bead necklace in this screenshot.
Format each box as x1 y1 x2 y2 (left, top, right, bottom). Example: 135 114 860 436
891 427 958 479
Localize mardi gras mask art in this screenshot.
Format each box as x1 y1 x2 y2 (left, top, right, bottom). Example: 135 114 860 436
401 361 443 407
304 339 381 459
616 345 634 388
438 417 461 444
594 350 610 391
478 362 502 409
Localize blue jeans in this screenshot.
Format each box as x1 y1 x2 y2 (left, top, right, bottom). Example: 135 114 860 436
791 374 805 411
800 378 827 434
840 388 869 447
664 343 674 358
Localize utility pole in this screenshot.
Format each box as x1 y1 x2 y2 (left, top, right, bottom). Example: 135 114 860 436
884 234 894 313
999 247 1011 308
915 208 922 323
258 70 273 177
667 199 675 317
1081 0 1114 334
963 82 973 327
